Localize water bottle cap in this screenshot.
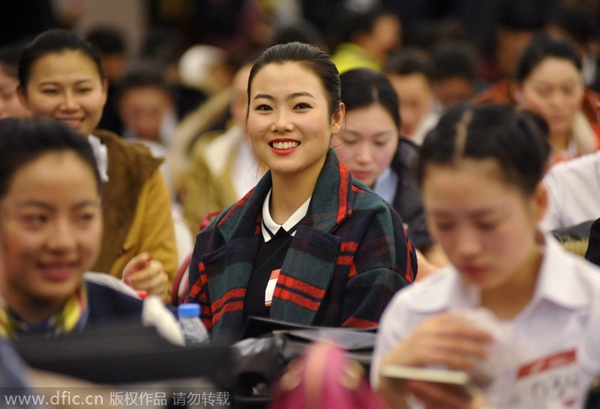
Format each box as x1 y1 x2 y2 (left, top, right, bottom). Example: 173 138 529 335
178 303 200 317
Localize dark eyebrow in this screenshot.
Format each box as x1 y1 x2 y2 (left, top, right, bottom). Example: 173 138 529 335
252 92 316 102
343 129 393 138
252 93 273 102
290 91 315 99
429 208 498 218
18 200 100 210
38 79 96 87
18 200 54 211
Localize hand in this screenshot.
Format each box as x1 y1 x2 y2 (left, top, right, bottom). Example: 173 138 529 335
378 312 493 409
122 253 168 300
383 312 493 371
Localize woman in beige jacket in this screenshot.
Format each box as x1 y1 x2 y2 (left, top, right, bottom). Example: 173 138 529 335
18 29 177 302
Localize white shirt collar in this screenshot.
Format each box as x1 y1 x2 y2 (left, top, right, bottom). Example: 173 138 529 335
88 134 109 183
533 233 591 309
261 189 311 242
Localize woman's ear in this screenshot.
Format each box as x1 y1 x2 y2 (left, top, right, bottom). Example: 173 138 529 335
330 102 345 135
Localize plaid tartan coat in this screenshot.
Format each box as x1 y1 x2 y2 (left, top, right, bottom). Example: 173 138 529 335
187 150 417 342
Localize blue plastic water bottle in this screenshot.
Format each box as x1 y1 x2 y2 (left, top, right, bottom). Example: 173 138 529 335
177 303 209 346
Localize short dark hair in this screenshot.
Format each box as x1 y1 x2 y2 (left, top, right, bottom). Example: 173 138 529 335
513 33 582 82
86 26 126 56
384 48 434 83
0 42 26 79
248 42 341 116
270 20 326 50
114 63 173 104
339 6 394 43
418 103 551 196
19 29 104 90
0 118 102 200
431 42 480 83
497 0 547 31
546 3 599 47
340 68 401 130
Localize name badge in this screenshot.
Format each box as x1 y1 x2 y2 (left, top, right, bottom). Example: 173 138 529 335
515 349 581 408
265 269 280 307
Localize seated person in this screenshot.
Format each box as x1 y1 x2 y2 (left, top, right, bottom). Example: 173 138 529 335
0 118 180 342
472 3 600 143
511 34 600 166
430 41 481 111
187 43 416 343
545 2 600 94
18 29 177 302
472 0 543 105
331 5 401 75
383 48 440 145
372 103 600 408
332 67 448 275
115 63 178 197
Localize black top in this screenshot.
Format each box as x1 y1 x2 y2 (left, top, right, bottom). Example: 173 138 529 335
243 223 297 321
390 138 435 251
585 217 600 267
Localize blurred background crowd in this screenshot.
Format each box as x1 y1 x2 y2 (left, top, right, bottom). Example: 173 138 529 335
0 0 599 239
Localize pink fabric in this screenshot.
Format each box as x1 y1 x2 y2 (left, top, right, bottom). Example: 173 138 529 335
269 340 389 409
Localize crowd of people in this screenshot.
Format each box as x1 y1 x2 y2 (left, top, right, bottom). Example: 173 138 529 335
1 0 600 408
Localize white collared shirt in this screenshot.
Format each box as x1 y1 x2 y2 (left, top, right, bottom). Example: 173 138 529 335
261 189 311 242
88 134 109 183
372 234 600 408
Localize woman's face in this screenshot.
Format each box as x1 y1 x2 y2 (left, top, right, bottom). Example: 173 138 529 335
515 57 584 138
333 104 399 188
21 50 108 136
247 62 344 182
0 151 102 316
421 159 545 292
0 68 30 119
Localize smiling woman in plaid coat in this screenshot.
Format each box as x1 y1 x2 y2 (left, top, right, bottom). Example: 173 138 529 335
187 42 417 342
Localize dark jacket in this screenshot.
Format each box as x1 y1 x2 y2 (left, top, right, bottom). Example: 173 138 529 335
188 149 416 342
390 138 435 251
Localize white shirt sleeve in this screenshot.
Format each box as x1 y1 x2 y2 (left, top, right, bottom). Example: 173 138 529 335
371 293 411 387
539 175 562 232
